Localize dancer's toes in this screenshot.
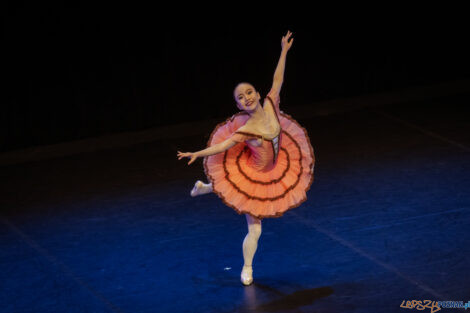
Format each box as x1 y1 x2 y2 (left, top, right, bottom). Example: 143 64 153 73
240 265 253 286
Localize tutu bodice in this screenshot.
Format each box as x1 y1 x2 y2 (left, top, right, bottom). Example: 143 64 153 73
231 129 281 172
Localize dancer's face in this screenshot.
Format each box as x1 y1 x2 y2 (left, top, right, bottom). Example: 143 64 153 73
234 83 260 112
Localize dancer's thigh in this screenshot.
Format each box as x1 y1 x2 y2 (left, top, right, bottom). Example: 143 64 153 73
245 214 261 226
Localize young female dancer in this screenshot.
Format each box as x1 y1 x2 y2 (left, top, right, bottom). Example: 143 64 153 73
177 31 315 286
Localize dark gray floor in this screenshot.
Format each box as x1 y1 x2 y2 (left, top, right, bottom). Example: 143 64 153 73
1 93 469 313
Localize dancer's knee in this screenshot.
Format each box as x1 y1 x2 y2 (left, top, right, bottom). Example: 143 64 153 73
248 223 262 240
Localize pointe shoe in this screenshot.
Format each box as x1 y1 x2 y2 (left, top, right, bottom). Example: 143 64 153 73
240 265 253 286
190 180 204 197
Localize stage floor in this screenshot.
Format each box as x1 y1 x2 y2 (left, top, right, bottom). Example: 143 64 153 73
1 93 469 313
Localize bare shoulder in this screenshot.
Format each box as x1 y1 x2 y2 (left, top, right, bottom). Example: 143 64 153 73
263 98 276 116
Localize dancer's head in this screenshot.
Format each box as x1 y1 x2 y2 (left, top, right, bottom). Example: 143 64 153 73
233 82 261 112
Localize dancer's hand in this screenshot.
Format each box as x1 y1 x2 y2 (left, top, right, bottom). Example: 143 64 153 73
281 30 293 52
177 151 199 165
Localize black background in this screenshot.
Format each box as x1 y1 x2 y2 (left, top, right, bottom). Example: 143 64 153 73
3 3 469 152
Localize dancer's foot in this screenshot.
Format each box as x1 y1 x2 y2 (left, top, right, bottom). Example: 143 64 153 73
190 180 211 197
240 265 253 286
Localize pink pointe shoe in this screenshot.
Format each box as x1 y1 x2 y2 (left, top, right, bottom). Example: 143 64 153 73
191 180 212 197
190 180 204 197
240 265 253 286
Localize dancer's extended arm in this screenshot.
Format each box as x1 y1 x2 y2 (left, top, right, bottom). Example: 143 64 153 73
177 137 238 165
271 30 294 96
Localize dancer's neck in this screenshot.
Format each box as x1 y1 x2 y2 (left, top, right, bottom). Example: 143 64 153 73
248 104 266 123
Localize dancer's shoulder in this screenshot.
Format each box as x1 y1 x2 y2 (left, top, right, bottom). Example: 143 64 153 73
228 111 250 123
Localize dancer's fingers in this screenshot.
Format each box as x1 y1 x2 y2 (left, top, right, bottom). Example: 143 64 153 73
188 155 197 165
178 152 187 160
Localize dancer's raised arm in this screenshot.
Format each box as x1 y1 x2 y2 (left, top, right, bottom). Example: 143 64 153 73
177 137 238 165
270 31 294 97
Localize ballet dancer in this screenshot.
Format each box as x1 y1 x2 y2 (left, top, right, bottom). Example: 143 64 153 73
178 31 315 285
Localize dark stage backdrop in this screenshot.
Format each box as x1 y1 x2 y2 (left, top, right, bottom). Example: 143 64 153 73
3 4 469 153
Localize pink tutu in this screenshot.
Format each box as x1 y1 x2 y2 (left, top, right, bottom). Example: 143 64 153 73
203 93 315 219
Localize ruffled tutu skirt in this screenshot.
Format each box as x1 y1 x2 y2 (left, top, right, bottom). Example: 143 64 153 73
203 111 315 219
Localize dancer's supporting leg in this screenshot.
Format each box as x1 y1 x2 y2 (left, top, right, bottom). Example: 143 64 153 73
241 213 262 285
190 180 213 197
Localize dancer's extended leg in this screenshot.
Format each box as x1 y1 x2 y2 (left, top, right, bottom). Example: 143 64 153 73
190 180 213 197
241 213 262 285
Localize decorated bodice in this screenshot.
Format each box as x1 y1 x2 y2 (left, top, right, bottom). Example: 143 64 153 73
233 130 282 171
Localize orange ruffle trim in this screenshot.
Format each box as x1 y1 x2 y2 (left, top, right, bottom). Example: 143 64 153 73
203 111 315 219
